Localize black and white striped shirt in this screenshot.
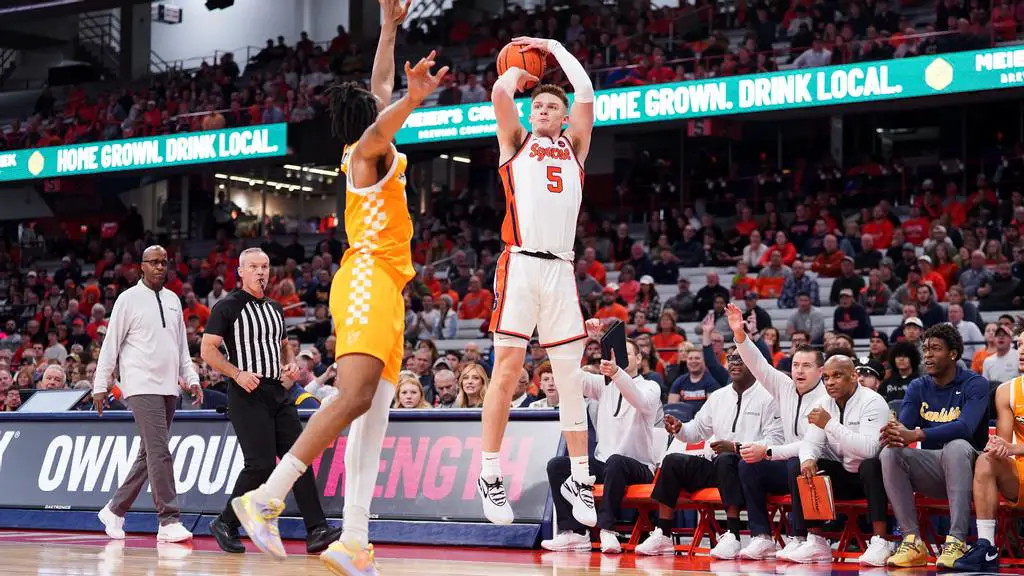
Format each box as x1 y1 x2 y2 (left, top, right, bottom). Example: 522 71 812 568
205 289 286 380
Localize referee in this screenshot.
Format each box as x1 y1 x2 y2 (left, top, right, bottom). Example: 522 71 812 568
201 248 341 554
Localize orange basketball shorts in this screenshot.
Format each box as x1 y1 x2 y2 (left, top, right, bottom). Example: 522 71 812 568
329 253 406 385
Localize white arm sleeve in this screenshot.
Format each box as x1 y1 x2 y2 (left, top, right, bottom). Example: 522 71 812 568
547 40 594 103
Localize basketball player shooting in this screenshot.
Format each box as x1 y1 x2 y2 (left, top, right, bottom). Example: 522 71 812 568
229 1 447 574
478 36 596 527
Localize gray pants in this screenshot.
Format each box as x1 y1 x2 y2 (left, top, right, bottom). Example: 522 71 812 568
880 439 978 540
109 394 180 525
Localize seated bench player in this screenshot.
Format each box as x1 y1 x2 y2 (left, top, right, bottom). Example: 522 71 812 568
950 329 1024 572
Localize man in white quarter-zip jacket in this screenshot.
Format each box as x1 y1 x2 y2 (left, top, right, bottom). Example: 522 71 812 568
635 344 783 559
726 303 828 561
541 328 661 555
92 245 201 544
787 354 891 565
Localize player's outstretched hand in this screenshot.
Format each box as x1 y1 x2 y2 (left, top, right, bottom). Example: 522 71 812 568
511 36 552 54
585 318 603 338
725 303 746 338
381 0 411 25
405 51 449 104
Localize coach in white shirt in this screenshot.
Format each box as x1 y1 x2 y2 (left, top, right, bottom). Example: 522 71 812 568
727 303 828 561
542 332 661 554
789 354 891 565
635 346 783 559
92 245 201 544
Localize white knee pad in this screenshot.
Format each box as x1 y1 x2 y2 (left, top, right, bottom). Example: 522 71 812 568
548 340 588 433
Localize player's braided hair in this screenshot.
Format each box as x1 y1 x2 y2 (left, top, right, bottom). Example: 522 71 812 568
324 81 378 145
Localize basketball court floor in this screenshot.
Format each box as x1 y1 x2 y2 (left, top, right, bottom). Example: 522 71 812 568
1 529 1021 575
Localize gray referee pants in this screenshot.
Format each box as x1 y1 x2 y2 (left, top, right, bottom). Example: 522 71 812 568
880 439 978 541
109 394 180 526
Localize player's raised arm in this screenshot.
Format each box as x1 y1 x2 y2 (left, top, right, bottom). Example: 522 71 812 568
513 36 594 163
357 52 448 159
491 65 536 160
369 0 410 111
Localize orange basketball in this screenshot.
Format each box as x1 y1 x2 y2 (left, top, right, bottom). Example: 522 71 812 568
496 43 545 91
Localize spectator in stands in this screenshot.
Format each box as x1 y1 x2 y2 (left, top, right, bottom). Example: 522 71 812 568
617 265 641 305
529 362 559 409
949 304 985 365
456 363 488 408
183 291 211 329
834 289 873 339
830 256 866 305
649 247 679 285
778 260 819 309
4 389 21 411
541 337 660 554
636 342 782 558
393 375 431 409
433 369 458 409
960 250 992 299
787 292 826 345
595 284 628 323
881 325 988 569
431 295 457 340
855 234 883 274
856 357 886 392
887 265 924 314
793 35 833 69
983 325 1018 383
457 276 492 321
510 368 535 408
651 311 683 365
915 285 947 327
460 74 487 103
675 226 703 268
695 272 729 319
668 342 721 415
575 260 603 302
978 261 1022 311
917 256 948 302
742 292 772 333
662 278 696 322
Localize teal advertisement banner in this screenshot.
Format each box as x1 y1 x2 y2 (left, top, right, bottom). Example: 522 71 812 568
396 47 1024 145
0 123 288 182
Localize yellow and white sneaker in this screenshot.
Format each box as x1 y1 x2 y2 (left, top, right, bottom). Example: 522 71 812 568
231 490 287 560
936 535 967 570
887 534 929 568
321 539 380 576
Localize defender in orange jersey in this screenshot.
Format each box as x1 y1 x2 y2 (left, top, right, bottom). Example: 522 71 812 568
229 1 448 574
954 329 1024 572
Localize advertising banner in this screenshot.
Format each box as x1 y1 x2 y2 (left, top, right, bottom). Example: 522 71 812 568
395 47 1024 145
0 124 288 182
0 414 560 523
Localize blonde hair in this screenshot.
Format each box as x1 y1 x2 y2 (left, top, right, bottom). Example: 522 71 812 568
392 375 430 409
456 362 489 408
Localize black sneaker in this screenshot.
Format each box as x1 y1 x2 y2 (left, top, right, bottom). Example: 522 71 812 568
306 523 344 554
209 515 245 553
951 539 999 572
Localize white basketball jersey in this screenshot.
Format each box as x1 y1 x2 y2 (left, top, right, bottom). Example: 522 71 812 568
498 133 583 254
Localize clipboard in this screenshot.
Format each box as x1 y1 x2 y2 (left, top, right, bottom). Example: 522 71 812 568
797 474 835 521
600 319 629 369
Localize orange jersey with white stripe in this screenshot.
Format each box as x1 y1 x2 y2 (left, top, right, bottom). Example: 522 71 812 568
498 133 583 254
339 142 415 283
